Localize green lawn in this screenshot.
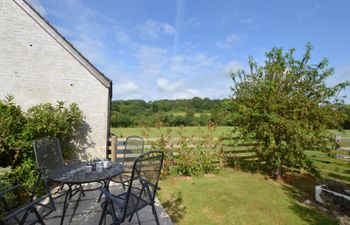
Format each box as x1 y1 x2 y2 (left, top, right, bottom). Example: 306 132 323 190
158 170 338 225
111 126 233 138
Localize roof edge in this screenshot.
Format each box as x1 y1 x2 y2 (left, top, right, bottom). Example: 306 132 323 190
13 0 112 89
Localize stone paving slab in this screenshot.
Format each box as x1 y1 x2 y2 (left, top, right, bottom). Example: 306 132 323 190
41 183 173 225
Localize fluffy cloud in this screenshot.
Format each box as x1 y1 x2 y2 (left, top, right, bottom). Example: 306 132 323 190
225 60 245 74
136 19 176 39
156 78 202 99
114 81 138 94
29 0 243 100
216 34 240 49
156 78 185 92
135 45 168 76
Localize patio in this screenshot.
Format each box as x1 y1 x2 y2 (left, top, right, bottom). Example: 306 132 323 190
43 183 173 225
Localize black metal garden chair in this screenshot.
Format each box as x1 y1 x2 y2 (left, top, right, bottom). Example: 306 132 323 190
33 137 66 192
33 137 86 196
111 136 144 189
99 150 164 225
33 137 65 172
0 168 55 225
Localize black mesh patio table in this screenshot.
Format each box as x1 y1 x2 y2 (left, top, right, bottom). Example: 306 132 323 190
49 162 123 225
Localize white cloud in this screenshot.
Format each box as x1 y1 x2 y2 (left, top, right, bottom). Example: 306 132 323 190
136 19 175 39
174 0 186 54
156 78 185 92
115 30 131 45
225 60 245 74
156 78 202 99
216 34 240 49
135 45 168 76
34 0 241 101
114 81 138 94
28 0 47 16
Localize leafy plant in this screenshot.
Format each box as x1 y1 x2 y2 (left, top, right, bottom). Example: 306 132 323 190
0 96 84 205
149 124 221 176
0 95 26 167
230 43 350 177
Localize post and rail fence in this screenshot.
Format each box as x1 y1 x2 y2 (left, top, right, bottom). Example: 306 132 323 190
107 136 126 161
334 134 350 161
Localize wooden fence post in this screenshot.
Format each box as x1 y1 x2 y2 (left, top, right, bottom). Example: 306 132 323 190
111 135 117 162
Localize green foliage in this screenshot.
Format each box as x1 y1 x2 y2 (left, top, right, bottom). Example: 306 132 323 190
5 158 38 196
0 96 84 207
0 167 15 221
110 97 229 127
0 162 45 220
149 124 222 176
23 101 83 141
0 98 84 167
0 95 27 166
230 43 350 176
339 104 350 129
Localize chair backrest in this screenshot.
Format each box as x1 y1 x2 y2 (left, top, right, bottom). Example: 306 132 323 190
0 168 55 224
33 137 64 171
123 150 163 218
118 136 144 168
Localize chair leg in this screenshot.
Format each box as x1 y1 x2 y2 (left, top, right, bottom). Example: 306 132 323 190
98 191 103 203
151 204 160 225
48 194 56 211
19 209 29 225
32 207 46 225
99 199 108 225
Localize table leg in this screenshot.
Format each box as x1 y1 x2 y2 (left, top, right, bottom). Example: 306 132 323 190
97 179 111 203
60 184 73 225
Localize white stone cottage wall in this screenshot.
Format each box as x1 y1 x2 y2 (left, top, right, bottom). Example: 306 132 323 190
0 0 111 159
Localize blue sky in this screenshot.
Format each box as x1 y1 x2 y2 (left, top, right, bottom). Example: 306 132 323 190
28 0 350 102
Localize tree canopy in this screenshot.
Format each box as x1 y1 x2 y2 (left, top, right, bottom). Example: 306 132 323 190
110 98 232 127
231 43 350 176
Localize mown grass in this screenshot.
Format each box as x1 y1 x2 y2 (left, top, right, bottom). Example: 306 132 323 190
158 169 338 225
113 126 348 223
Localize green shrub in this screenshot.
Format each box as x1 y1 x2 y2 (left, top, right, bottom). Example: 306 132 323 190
0 96 27 167
0 97 83 167
149 124 222 176
0 96 84 205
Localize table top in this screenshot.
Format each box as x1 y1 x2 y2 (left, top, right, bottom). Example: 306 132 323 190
49 162 123 184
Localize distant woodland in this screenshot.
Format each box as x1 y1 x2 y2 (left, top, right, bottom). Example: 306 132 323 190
111 97 350 128
110 97 235 127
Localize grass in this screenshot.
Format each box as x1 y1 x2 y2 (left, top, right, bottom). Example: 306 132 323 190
158 169 338 225
112 126 348 223
111 126 233 138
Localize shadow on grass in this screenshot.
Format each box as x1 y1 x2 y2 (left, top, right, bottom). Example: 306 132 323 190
161 191 187 224
281 174 339 225
281 173 318 200
289 201 338 225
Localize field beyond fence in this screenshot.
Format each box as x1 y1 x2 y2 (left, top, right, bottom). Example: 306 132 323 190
110 126 350 185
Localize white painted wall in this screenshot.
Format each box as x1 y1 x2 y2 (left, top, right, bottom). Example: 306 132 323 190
0 0 110 158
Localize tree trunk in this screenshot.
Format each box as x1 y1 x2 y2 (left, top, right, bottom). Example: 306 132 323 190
273 167 281 179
